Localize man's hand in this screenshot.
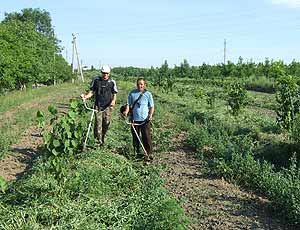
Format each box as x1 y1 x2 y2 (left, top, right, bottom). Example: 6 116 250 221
80 94 86 101
149 114 153 121
81 91 93 101
110 100 116 107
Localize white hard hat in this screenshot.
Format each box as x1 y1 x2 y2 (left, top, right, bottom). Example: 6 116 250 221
101 65 111 73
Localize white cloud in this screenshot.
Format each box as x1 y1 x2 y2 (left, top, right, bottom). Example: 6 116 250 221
271 0 300 8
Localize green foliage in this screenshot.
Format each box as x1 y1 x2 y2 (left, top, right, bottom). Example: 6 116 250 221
291 115 300 145
36 110 45 135
151 60 176 92
269 61 286 78
112 57 300 94
206 91 218 108
275 75 300 131
0 150 188 229
193 89 205 100
218 152 300 224
177 87 185 97
43 99 89 157
179 59 191 77
3 8 54 37
226 82 248 116
186 111 300 225
243 75 275 93
0 8 72 93
0 176 7 193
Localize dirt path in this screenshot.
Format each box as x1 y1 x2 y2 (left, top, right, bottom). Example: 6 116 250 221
0 85 80 182
0 101 70 182
155 133 290 230
0 126 42 181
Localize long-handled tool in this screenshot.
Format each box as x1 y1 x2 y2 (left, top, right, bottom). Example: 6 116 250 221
82 99 97 150
121 115 149 159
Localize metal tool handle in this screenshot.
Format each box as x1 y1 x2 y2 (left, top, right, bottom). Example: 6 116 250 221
83 100 97 112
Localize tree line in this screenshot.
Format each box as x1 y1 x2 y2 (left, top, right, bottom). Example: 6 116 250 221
113 58 300 92
0 8 72 94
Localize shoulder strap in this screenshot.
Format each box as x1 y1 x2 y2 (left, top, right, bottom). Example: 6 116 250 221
131 90 146 110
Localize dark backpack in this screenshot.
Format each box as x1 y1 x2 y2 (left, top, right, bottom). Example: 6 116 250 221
95 78 114 108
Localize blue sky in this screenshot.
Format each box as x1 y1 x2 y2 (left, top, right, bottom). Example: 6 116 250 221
1 0 300 67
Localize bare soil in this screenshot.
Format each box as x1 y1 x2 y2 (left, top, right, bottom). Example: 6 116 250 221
0 126 42 181
0 101 71 181
155 132 293 230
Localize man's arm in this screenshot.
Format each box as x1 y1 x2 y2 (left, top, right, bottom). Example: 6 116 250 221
123 92 132 116
149 106 154 120
81 91 94 100
148 92 154 120
123 104 130 116
111 94 117 107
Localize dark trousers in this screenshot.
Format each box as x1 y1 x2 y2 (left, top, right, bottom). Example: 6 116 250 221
131 121 152 157
94 107 112 144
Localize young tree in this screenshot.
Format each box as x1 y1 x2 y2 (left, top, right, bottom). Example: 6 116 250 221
227 82 248 116
180 59 191 77
276 75 300 131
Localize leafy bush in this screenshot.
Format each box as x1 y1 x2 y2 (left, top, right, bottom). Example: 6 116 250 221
43 99 90 157
275 75 300 131
226 82 248 116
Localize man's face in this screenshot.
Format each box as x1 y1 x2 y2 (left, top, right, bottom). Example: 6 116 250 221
137 80 145 92
102 72 109 80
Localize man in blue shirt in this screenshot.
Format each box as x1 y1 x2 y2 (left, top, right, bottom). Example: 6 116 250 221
123 78 154 161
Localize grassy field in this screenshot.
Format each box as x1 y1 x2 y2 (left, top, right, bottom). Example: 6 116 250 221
1 77 300 228
0 79 189 229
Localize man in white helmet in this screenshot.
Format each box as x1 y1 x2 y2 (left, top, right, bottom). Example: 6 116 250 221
81 65 118 146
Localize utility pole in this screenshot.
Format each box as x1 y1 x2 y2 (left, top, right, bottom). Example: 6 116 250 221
224 38 227 64
71 38 75 74
72 33 84 82
54 51 56 85
65 48 68 63
53 33 56 86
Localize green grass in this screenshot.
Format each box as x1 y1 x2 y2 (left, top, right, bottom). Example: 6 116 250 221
0 81 84 113
0 81 85 160
0 79 189 229
2 76 296 227
0 149 188 229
